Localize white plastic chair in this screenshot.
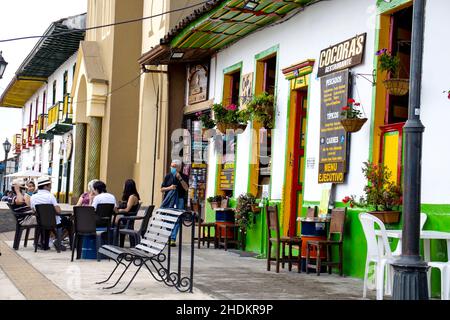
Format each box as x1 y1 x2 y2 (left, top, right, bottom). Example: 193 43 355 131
359 213 395 300
427 262 450 300
392 212 427 256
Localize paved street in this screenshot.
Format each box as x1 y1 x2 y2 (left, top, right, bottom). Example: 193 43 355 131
0 231 372 300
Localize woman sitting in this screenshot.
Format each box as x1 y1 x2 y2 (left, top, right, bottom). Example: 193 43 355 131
24 180 36 207
9 179 36 226
115 179 141 224
76 179 99 207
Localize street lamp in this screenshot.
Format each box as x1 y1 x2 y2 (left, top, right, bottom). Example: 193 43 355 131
0 51 8 79
3 138 11 192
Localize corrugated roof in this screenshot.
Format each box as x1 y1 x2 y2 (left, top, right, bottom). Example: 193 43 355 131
0 13 86 108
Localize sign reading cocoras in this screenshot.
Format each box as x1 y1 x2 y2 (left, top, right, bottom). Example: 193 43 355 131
318 33 366 77
318 70 349 184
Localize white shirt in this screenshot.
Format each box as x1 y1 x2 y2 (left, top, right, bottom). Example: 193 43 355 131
92 192 117 210
30 189 61 224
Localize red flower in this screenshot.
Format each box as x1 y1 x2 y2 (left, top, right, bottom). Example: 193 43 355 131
448 92 450 100
342 196 351 204
349 203 354 208
342 106 350 111
348 98 355 104
225 104 237 111
354 103 361 106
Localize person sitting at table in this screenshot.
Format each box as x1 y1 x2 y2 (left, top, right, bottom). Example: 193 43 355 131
91 180 117 210
8 178 36 226
24 180 36 207
76 179 99 207
114 179 140 224
30 176 72 251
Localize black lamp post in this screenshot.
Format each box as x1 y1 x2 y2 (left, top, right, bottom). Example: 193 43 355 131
0 51 7 79
392 0 429 300
3 138 11 192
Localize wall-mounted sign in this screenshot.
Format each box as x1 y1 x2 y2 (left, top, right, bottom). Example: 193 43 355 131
318 33 366 77
240 72 253 107
318 70 350 184
187 64 208 105
220 163 234 191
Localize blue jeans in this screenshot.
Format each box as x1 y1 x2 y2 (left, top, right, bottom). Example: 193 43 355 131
170 198 185 241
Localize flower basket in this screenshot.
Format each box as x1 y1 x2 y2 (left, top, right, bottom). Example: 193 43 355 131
216 122 246 135
340 118 368 133
237 123 247 132
368 211 401 224
383 78 409 96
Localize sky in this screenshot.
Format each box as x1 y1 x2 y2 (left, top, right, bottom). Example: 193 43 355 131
0 0 87 161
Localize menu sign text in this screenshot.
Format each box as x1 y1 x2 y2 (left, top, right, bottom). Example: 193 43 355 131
318 70 349 184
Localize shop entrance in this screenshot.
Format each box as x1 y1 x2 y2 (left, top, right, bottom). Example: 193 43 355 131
285 89 308 237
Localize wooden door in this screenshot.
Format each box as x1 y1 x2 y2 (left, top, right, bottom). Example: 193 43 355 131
288 91 307 237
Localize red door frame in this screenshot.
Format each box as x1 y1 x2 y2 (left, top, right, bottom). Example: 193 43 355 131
288 91 307 237
379 122 405 184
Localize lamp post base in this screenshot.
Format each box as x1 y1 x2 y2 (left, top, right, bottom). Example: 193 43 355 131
392 256 429 300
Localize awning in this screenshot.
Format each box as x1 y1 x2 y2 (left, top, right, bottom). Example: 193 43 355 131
0 13 86 108
140 0 316 66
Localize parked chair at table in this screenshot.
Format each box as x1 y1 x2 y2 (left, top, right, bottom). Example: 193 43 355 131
266 204 302 273
194 201 215 249
72 206 106 262
6 203 37 250
95 203 116 244
118 205 155 248
305 207 346 276
113 202 141 246
34 204 73 253
359 212 395 300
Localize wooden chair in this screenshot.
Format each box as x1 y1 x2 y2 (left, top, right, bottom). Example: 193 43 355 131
305 207 346 276
266 205 302 273
194 201 216 249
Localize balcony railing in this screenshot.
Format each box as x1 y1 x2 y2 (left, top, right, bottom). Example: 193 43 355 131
21 128 28 150
37 113 52 140
47 94 73 135
13 133 22 154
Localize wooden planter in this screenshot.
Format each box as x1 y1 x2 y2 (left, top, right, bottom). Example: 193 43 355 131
383 78 409 96
216 122 246 135
368 211 401 224
340 118 368 133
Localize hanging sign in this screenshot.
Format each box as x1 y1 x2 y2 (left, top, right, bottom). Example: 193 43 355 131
187 64 208 105
317 33 366 77
318 70 349 184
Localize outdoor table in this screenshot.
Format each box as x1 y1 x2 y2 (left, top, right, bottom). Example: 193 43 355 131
297 217 331 271
374 229 450 262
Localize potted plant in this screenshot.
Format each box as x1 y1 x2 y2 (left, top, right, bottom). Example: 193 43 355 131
340 98 368 133
376 48 409 96
342 161 402 224
235 193 258 251
207 195 222 210
247 92 275 129
212 102 250 134
196 111 216 135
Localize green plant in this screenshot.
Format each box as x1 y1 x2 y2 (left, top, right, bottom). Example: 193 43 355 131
376 49 400 78
196 112 215 129
212 102 250 125
341 98 363 119
235 193 257 231
207 195 222 203
342 162 402 211
247 92 275 128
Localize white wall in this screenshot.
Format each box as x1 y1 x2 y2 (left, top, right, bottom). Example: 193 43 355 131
207 0 376 203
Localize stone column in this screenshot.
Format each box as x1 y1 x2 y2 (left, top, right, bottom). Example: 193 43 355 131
72 123 87 203
86 117 102 183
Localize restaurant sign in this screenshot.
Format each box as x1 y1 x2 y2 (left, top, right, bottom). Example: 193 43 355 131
317 33 366 77
318 70 349 184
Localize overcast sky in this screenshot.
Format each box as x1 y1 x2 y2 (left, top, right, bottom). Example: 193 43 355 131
0 0 87 161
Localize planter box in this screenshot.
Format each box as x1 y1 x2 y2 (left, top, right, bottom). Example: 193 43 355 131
368 211 401 224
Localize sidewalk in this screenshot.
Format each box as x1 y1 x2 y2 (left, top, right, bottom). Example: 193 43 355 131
0 231 373 300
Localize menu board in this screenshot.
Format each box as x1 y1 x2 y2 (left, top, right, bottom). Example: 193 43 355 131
318 69 349 184
220 163 235 191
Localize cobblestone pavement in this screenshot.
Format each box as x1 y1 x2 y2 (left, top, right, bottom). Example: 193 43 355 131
0 230 376 300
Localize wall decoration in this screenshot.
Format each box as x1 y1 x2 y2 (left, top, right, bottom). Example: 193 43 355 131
187 64 208 105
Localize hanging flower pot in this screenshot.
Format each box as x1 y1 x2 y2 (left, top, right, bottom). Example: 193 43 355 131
368 211 401 224
383 78 409 96
341 118 368 133
216 122 246 135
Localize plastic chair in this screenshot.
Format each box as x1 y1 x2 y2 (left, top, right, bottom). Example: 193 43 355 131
359 212 395 300
392 212 427 256
427 262 450 300
72 206 106 262
95 203 115 244
118 205 155 248
34 204 72 253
